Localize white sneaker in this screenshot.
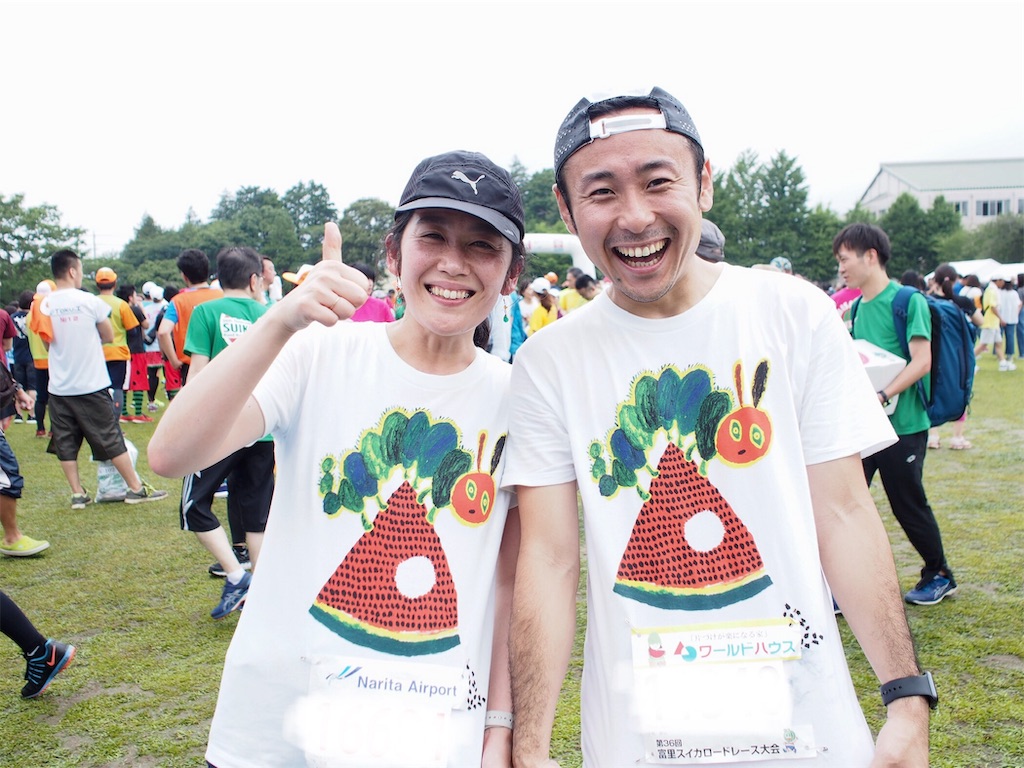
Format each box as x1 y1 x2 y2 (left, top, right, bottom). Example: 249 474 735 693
1006 360 1017 371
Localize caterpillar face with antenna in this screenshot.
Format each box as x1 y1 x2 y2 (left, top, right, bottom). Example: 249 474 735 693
715 360 772 466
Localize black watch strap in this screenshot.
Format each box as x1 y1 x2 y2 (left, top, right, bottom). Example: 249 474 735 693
880 671 938 709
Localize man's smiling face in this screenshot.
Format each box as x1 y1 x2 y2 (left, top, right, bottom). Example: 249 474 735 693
556 112 713 318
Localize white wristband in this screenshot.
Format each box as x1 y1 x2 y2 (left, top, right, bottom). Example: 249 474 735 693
484 710 514 730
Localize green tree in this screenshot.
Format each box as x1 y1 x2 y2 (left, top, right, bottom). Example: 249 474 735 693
881 193 932 276
803 204 845 285
935 229 975 265
756 150 809 271
843 204 879 225
121 215 187 267
521 167 564 233
973 213 1024 263
210 187 282 221
0 194 86 300
283 181 338 252
233 206 302 262
710 150 762 266
521 253 573 285
926 196 961 244
338 198 393 276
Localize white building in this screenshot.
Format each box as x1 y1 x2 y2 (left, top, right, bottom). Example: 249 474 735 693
859 158 1024 230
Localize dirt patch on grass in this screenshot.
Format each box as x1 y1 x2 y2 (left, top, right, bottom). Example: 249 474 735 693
979 654 1024 672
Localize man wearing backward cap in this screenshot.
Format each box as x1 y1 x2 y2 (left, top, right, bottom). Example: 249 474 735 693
504 87 930 767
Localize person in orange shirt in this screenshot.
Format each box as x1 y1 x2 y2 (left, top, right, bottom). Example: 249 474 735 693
156 249 223 398
26 281 54 436
95 268 140 417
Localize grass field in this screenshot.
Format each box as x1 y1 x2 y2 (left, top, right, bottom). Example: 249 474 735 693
1 354 1021 767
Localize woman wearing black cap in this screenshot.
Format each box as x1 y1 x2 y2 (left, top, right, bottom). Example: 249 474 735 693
150 151 525 768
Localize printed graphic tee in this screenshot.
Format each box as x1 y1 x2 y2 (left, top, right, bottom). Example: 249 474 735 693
206 321 514 768
504 265 896 767
40 289 112 395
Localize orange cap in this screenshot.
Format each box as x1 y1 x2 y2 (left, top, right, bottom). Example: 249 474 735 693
96 267 117 284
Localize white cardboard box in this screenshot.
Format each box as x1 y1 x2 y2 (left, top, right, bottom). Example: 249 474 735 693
852 339 907 415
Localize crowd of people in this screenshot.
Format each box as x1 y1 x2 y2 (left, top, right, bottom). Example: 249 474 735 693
2 85 1020 768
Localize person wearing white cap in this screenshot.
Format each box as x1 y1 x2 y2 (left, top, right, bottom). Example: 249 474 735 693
526 276 559 336
505 88 930 767
974 273 1008 368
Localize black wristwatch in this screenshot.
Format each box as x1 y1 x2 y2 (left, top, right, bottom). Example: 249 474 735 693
880 671 938 709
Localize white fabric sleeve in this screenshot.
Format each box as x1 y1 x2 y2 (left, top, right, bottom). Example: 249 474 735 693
251 325 319 442
502 342 577 490
798 299 897 464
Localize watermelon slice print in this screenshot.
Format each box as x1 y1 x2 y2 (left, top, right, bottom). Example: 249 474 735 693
309 480 460 655
614 442 772 610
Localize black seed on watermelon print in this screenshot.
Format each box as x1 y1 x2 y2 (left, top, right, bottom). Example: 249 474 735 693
613 444 772 610
309 481 461 655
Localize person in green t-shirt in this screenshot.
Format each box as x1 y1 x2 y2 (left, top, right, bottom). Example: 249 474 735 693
835 223 957 607
181 246 275 620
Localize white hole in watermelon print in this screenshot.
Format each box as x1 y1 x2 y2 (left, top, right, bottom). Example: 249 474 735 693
684 509 725 552
395 556 437 599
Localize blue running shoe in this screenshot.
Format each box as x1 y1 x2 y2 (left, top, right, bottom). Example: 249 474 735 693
22 639 76 698
212 572 251 619
904 574 958 606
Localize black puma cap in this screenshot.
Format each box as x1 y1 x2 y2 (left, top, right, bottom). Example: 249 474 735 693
395 150 525 244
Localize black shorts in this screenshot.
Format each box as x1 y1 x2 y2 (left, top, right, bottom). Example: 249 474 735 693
180 441 275 534
47 390 127 462
0 432 25 499
12 362 37 392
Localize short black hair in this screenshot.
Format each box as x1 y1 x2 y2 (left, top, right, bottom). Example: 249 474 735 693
575 274 596 291
352 263 376 282
50 248 81 279
215 246 263 291
176 248 210 284
832 223 892 266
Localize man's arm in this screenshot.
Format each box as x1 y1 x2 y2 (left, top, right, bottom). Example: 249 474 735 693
96 318 114 344
808 455 929 766
482 505 520 767
148 222 369 478
156 317 181 369
183 353 210 386
510 482 580 768
877 336 930 404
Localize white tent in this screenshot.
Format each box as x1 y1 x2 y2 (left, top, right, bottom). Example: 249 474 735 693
994 263 1024 281
945 259 1002 282
926 259 1023 284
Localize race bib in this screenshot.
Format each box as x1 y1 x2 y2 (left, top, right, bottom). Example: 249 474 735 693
284 656 463 767
630 619 817 764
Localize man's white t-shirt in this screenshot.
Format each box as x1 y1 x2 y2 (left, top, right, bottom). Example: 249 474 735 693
504 265 896 767
207 322 515 768
42 288 112 395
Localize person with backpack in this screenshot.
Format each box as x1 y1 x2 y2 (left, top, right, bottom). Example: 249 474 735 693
835 223 957 606
927 265 983 450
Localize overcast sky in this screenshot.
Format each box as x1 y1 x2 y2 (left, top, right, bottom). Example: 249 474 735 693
5 0 1023 256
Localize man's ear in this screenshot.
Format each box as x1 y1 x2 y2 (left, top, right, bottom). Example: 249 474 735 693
554 184 578 235
699 160 714 213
